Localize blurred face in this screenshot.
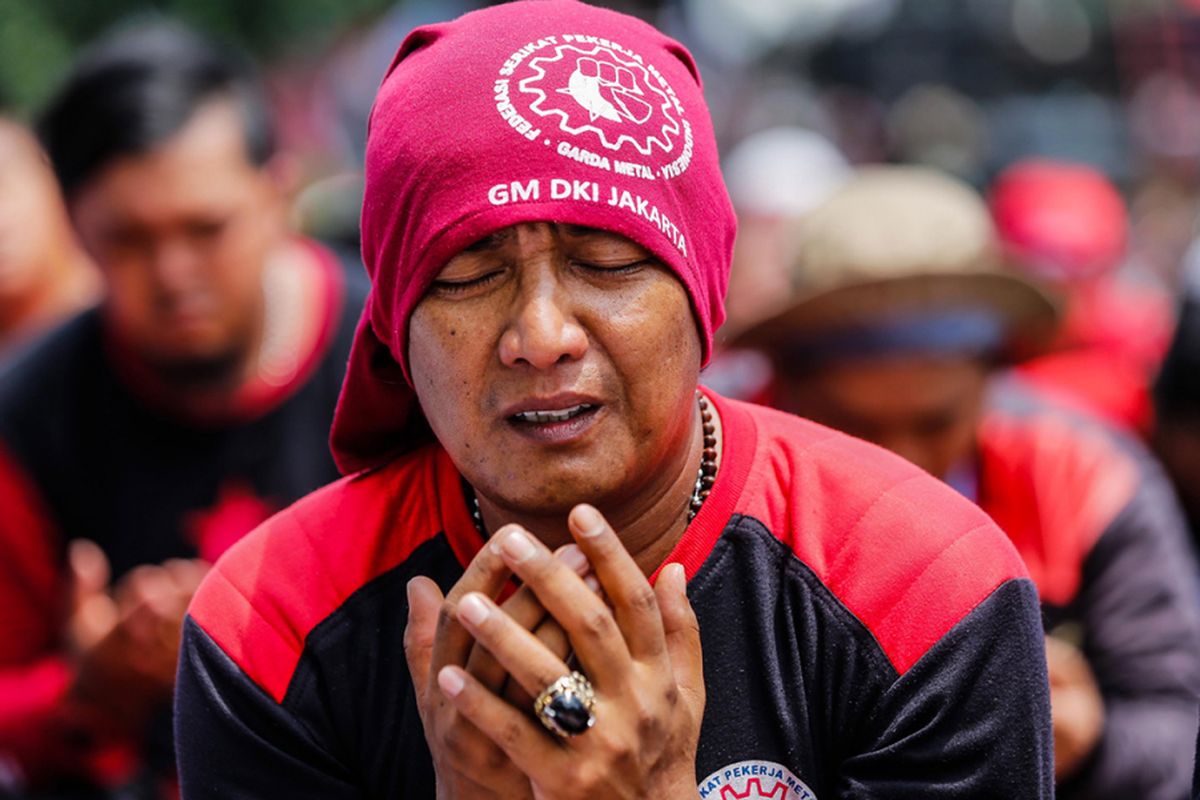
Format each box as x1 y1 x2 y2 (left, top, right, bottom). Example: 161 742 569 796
70 100 283 368
0 122 75 302
408 223 702 516
775 355 988 479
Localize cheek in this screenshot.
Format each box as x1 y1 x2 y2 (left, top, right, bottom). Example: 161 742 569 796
596 279 701 439
408 308 491 438
604 280 700 375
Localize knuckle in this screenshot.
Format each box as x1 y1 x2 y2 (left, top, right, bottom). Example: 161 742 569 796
633 698 662 739
626 585 659 616
496 716 524 752
578 606 617 639
482 741 510 771
441 723 472 760
435 600 458 632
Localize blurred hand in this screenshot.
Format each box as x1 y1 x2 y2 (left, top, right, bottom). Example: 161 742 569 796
1046 635 1105 780
66 542 209 737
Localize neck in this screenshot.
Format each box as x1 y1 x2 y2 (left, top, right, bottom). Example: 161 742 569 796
475 391 723 576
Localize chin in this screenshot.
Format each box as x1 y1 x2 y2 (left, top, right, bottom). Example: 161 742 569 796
140 339 247 388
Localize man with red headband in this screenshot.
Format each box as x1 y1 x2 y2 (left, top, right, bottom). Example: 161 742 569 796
175 3 1053 797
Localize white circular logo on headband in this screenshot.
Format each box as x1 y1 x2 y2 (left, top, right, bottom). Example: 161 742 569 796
493 34 694 181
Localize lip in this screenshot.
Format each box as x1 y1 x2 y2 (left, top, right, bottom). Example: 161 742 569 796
500 392 604 418
500 392 606 446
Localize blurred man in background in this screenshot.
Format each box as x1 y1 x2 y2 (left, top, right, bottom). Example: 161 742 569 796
739 166 1200 800
0 119 98 364
990 159 1174 436
0 21 363 798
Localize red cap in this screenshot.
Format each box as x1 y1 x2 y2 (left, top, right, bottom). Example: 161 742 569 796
989 159 1127 283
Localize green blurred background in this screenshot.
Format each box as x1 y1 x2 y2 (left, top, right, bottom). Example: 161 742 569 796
0 0 394 112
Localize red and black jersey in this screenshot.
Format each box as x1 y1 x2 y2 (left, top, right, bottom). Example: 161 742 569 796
977 396 1200 800
0 241 365 791
176 392 1054 799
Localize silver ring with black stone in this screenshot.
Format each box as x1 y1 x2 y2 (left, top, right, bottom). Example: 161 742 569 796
533 671 596 738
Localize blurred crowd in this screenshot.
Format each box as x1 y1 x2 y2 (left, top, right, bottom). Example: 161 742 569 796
4 0 1200 798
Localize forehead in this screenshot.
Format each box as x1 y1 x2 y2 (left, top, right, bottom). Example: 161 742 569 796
71 100 261 222
454 223 648 254
806 355 988 411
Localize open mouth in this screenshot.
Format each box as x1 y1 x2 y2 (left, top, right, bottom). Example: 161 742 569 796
510 403 596 424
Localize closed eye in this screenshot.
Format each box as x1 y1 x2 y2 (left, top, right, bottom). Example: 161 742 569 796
429 269 504 295
573 258 655 274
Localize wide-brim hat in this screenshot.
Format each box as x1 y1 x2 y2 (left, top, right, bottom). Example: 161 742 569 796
732 166 1059 363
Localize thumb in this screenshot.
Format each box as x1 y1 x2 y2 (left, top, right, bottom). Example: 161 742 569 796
404 576 444 697
655 563 704 711
68 539 110 607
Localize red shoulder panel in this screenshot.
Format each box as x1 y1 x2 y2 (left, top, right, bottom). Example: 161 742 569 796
977 409 1138 607
0 444 65 660
717 397 1029 676
187 445 484 703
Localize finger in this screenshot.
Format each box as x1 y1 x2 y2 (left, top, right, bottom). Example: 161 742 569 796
504 616 573 708
492 527 630 682
568 505 667 662
455 591 573 700
655 563 705 711
466 545 590 692
429 532 518 675
436 665 570 776
404 576 444 704
160 559 210 596
116 566 180 621
68 540 110 606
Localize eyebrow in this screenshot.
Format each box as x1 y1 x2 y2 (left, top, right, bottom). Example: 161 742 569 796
462 230 511 252
460 224 625 252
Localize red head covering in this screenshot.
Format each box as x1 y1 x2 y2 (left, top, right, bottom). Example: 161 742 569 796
989 159 1128 283
330 0 735 474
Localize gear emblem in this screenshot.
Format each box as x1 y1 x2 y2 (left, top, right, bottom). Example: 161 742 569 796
518 41 681 156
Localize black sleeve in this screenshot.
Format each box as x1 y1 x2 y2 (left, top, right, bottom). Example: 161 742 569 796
174 616 361 799
1059 459 1200 800
839 579 1055 799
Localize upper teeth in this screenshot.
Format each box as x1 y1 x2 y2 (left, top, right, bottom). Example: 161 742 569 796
514 404 591 423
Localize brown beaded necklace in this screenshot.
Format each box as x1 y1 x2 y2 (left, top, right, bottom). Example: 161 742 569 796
689 391 718 522
468 391 718 536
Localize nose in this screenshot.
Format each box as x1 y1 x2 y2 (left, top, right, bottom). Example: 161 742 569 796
149 236 201 293
498 271 588 370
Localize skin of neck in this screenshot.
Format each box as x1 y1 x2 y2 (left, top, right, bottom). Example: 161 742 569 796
474 393 723 576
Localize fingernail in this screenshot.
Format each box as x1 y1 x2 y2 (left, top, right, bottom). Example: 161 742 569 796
556 544 589 573
438 667 465 698
458 593 490 627
583 574 601 594
573 505 606 537
501 530 537 562
490 524 520 556
661 563 685 592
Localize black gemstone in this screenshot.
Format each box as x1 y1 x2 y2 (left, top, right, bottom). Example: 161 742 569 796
547 693 593 734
